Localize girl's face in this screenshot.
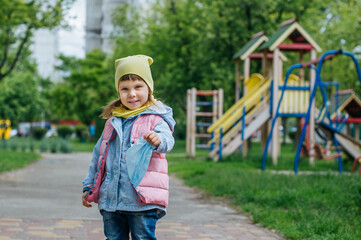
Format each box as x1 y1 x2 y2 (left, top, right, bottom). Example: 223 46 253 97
118 79 149 110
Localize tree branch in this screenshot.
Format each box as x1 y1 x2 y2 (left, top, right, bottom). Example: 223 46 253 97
0 10 14 72
0 26 12 71
244 3 252 31
275 5 284 24
0 24 33 81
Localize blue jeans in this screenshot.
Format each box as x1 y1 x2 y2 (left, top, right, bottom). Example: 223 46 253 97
100 209 159 240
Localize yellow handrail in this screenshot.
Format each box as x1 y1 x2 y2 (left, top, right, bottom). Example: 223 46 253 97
222 95 270 141
207 79 271 143
207 74 266 133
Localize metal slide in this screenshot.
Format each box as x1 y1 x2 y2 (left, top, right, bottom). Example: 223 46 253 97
335 134 361 161
318 124 361 161
208 101 270 161
218 102 270 157
273 50 361 173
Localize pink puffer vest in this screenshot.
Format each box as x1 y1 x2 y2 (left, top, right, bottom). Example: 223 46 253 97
85 115 170 207
130 115 169 207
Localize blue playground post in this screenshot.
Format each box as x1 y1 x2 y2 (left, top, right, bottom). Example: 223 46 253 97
295 50 360 173
261 64 317 171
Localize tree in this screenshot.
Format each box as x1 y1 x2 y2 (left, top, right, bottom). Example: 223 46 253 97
0 64 44 126
0 0 74 83
311 0 361 92
110 0 331 138
50 50 114 125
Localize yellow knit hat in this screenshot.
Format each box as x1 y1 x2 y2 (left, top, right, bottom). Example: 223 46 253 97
114 55 154 93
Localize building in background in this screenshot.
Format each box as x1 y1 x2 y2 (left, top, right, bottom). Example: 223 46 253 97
31 28 61 82
86 0 140 54
31 0 86 82
31 0 148 81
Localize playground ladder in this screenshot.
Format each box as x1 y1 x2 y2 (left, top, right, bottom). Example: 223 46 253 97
186 88 223 158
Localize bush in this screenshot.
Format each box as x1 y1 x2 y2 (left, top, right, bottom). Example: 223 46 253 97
21 142 27 152
33 127 47 140
0 140 8 150
74 124 89 142
9 141 18 151
50 139 59 153
288 129 297 141
57 125 73 138
39 140 48 152
29 141 35 152
60 139 72 153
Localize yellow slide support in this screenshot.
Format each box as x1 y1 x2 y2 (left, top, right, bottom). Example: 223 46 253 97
0 120 11 140
222 95 270 142
207 74 270 144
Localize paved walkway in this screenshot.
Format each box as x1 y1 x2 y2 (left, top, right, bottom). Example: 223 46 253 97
0 153 284 240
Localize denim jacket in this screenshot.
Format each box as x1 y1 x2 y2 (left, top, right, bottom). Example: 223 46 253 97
83 102 175 214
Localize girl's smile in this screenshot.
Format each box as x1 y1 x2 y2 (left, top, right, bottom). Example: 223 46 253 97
118 79 149 110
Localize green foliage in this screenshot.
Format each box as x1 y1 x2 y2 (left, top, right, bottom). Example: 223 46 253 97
0 140 8 150
29 141 35 152
50 50 114 124
288 131 297 141
0 71 44 126
108 0 314 138
0 150 40 173
60 139 72 153
9 140 18 151
107 0 361 139
50 0 361 140
0 0 74 82
2 137 94 153
57 125 73 138
74 124 89 141
223 142 354 172
32 127 47 140
45 138 72 153
20 142 27 152
50 139 59 153
39 139 48 152
69 138 95 152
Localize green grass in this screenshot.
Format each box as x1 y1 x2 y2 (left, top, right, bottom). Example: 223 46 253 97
224 142 354 172
0 137 96 153
0 150 41 173
69 139 96 152
168 140 361 240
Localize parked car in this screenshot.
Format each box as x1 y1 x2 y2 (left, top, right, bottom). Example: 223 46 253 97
10 128 18 138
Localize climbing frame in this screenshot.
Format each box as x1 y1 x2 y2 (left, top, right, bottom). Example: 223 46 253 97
186 88 223 158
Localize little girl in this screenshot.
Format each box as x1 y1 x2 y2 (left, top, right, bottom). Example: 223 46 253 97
82 55 175 240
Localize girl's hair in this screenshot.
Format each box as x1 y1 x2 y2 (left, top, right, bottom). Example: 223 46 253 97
100 74 154 119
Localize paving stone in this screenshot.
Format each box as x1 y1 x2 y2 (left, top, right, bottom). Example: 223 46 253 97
0 152 285 240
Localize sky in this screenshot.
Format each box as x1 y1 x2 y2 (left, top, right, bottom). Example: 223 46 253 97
58 0 86 59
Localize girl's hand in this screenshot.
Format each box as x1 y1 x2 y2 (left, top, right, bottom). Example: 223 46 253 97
82 191 92 208
144 131 161 147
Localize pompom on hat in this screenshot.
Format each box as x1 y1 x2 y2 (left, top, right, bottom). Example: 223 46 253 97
114 55 154 94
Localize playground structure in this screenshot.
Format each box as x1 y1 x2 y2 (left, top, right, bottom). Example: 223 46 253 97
0 120 11 140
203 18 361 173
330 89 361 142
329 89 361 172
262 50 361 173
186 88 223 158
208 18 320 163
